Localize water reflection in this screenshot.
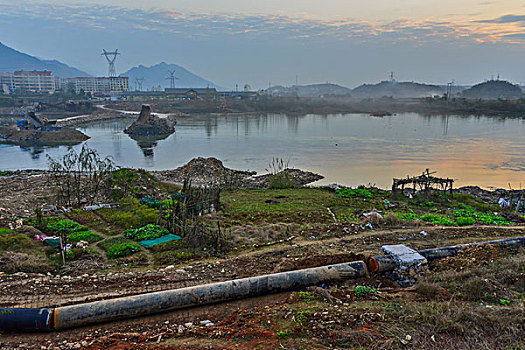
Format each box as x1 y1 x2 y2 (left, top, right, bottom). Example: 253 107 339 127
127 134 170 159
1 113 524 188
20 146 45 160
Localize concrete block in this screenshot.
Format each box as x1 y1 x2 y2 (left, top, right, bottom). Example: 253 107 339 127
381 244 427 267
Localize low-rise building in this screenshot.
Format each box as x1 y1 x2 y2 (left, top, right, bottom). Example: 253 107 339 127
59 77 129 94
0 71 56 93
165 87 218 100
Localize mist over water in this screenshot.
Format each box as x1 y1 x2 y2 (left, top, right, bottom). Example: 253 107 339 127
1 113 524 189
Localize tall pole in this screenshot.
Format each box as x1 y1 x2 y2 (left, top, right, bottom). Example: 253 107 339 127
166 70 178 89
135 78 144 91
101 49 120 77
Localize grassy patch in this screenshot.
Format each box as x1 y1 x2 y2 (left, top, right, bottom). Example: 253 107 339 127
66 209 119 235
65 248 99 261
453 193 500 213
336 186 373 199
0 234 33 251
396 213 419 222
0 170 21 176
0 228 14 236
221 188 344 225
0 233 56 273
453 204 510 226
67 231 103 244
337 209 359 223
98 237 132 252
420 213 457 226
96 197 158 229
106 242 142 259
355 285 378 297
456 216 476 226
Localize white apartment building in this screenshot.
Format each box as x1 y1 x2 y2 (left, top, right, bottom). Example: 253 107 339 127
60 77 129 94
0 71 56 93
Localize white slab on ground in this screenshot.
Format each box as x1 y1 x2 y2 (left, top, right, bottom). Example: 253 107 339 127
381 244 427 267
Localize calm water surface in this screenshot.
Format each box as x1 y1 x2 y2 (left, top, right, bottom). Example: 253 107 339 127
1 113 524 189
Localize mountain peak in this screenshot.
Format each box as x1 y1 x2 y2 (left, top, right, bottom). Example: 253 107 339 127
0 42 90 78
122 62 221 90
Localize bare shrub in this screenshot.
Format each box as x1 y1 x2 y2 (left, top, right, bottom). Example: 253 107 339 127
184 222 230 255
47 146 115 207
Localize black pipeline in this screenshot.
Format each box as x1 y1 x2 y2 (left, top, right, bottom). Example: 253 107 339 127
1 235 523 332
367 235 525 273
0 260 367 331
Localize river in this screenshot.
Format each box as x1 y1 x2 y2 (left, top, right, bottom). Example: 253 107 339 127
1 113 524 189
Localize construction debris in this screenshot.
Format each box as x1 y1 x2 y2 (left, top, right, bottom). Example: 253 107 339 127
0 112 89 146
124 104 175 136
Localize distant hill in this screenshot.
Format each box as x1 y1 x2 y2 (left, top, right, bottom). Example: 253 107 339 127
122 62 222 91
0 42 90 78
352 81 444 98
266 83 352 97
462 80 524 99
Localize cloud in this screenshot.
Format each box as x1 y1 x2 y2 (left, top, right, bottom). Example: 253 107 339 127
477 14 525 24
1 2 524 45
1 1 525 88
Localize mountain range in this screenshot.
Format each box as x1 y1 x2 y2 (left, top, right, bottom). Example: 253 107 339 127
351 80 444 98
461 80 524 99
121 62 222 91
0 42 90 78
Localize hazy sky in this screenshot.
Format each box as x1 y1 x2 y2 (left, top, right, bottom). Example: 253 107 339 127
1 0 525 89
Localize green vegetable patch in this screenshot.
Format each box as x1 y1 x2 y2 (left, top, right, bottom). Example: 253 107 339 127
106 242 142 259
336 186 373 199
125 224 170 241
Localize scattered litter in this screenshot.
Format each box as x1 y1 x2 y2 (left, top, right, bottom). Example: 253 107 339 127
84 204 112 211
363 211 383 219
76 240 89 249
420 231 428 237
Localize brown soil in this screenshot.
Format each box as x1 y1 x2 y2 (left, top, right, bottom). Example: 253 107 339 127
0 226 524 349
154 157 323 188
431 243 506 272
0 172 54 221
0 126 89 146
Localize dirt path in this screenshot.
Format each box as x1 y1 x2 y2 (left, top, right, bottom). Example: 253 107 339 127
1 225 523 310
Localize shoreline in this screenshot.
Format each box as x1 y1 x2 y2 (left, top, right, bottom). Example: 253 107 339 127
0 166 521 195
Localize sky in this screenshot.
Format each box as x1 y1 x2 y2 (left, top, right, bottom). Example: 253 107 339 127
1 0 525 89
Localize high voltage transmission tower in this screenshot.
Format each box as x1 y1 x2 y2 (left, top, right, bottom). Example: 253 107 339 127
166 70 179 88
101 49 120 77
134 78 144 91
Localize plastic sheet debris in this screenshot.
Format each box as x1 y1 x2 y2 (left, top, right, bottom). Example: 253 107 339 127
138 234 182 248
84 204 112 211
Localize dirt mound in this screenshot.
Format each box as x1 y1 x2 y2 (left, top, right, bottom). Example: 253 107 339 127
124 104 175 136
155 157 255 187
154 157 323 188
252 168 324 187
0 125 89 146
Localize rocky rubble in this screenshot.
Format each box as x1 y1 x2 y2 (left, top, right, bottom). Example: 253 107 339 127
0 126 89 147
154 157 323 188
124 104 175 136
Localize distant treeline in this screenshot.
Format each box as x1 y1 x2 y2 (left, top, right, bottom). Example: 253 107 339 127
107 95 525 117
